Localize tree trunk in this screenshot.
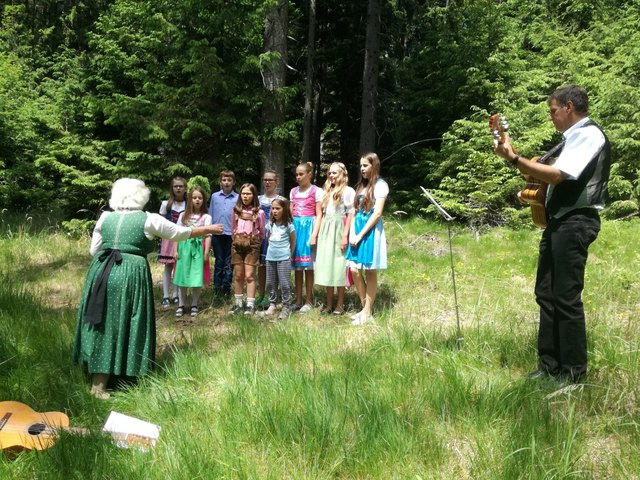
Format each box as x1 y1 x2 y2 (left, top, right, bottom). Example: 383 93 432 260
302 0 318 165
262 0 288 193
311 79 323 167
359 0 381 155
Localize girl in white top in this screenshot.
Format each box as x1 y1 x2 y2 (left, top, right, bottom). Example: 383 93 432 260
345 153 389 325
158 177 187 308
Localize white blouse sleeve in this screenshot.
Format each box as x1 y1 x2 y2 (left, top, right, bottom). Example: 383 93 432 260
373 179 389 200
144 212 192 241
89 211 110 256
343 187 356 214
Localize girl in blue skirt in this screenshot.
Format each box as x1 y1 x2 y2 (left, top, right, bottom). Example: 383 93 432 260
289 162 323 312
345 153 389 325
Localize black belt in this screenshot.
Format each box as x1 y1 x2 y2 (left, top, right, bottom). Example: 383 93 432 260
83 248 123 326
548 207 599 225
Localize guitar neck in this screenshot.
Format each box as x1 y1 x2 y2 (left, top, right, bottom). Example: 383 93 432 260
65 427 154 448
537 140 566 165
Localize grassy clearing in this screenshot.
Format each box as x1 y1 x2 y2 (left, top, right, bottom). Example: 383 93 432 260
1 217 639 479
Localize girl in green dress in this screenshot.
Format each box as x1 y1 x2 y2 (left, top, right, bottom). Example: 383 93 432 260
172 187 212 318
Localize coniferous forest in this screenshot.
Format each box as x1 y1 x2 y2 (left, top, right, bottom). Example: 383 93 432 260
0 0 638 225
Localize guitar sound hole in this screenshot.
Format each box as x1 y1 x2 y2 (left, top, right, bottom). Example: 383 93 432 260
28 423 47 436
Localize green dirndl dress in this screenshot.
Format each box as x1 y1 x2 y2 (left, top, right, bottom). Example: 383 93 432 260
72 211 156 377
314 214 347 287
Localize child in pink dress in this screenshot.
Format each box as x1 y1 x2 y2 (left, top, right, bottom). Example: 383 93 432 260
289 162 323 312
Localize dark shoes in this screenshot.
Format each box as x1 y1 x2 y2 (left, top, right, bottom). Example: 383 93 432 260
526 369 585 389
527 370 552 380
228 305 243 315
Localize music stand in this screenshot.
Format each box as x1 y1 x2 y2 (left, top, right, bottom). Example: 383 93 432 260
420 187 463 345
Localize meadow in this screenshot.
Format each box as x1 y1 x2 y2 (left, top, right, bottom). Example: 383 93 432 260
0 214 639 479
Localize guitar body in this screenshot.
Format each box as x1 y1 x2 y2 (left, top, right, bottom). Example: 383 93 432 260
519 156 548 228
0 401 69 451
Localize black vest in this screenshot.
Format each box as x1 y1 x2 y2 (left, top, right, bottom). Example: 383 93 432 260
546 119 611 218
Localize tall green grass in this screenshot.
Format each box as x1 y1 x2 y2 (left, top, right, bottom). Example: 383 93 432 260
1 218 639 478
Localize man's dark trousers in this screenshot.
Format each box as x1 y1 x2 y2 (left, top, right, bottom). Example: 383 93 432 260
534 209 600 381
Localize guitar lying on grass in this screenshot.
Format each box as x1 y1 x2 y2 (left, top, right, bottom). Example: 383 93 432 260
489 114 557 228
0 401 159 452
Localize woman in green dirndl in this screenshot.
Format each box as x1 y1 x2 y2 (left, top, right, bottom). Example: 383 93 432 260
73 178 223 398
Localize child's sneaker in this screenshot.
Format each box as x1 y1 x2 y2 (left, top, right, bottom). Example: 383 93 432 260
161 298 171 309
299 304 312 313
264 304 277 316
228 305 243 315
278 307 291 320
244 305 254 315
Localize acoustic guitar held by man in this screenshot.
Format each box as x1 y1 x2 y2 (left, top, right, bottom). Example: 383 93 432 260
494 84 611 384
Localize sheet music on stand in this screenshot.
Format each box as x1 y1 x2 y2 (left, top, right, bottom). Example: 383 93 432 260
419 187 462 344
420 186 453 221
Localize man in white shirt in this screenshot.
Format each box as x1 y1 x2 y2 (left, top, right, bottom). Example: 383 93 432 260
495 85 611 383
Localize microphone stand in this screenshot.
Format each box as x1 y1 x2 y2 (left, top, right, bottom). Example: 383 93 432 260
420 187 463 346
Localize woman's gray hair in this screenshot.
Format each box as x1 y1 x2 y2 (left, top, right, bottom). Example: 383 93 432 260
109 178 151 211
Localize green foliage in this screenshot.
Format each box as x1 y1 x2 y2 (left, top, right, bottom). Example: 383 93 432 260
0 52 54 209
601 200 638 220
84 0 266 180
393 0 640 225
61 218 96 238
1 0 639 226
186 175 211 197
0 0 271 216
422 113 524 228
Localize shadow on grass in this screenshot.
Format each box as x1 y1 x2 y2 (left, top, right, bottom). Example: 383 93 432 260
6 256 89 286
0 281 86 413
342 283 398 313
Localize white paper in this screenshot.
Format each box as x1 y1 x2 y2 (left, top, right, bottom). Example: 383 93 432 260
102 411 161 450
